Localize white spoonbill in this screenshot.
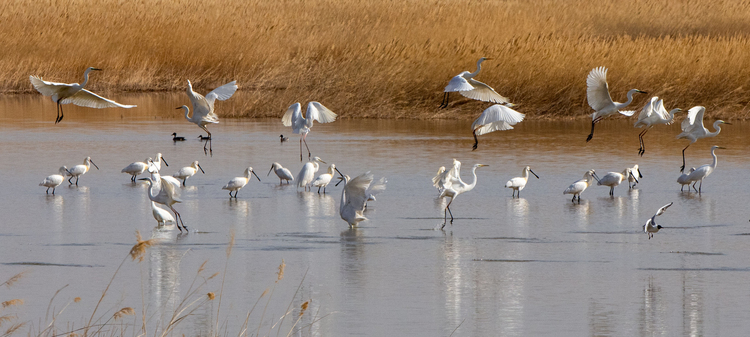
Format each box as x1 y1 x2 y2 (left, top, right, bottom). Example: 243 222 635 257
268 162 294 184
597 168 638 196
676 106 730 172
173 161 205 186
151 201 175 226
439 162 489 229
122 154 168 181
140 169 186 232
440 57 512 109
563 170 600 203
626 164 643 189
282 102 337 161
585 66 647 142
296 157 326 191
179 79 238 155
677 167 696 192
67 157 99 185
634 97 682 156
30 67 136 124
471 104 525 150
222 167 261 198
505 166 539 198
644 202 673 239
39 166 70 194
338 172 387 227
312 163 343 194
685 145 724 193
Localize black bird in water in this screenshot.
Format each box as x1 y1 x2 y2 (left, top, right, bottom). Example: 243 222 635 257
280 134 289 143
172 133 186 141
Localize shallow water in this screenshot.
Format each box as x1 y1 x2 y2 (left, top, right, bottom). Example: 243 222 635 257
2 94 750 336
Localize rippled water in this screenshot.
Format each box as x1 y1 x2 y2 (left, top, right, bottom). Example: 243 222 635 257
2 94 750 336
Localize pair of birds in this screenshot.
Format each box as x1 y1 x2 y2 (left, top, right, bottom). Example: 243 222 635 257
122 156 205 186
676 145 724 193
563 165 641 202
171 133 210 142
39 157 100 193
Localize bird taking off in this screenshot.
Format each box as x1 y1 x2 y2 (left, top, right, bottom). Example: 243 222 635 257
585 66 646 142
440 57 512 109
471 104 525 150
644 202 673 239
282 102 337 161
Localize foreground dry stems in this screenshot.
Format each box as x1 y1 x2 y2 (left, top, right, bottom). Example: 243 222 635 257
2 0 750 119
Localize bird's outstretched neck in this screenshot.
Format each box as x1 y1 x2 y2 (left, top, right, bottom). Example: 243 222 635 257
709 120 725 137
709 147 719 169
179 105 191 121
468 58 486 79
81 67 97 88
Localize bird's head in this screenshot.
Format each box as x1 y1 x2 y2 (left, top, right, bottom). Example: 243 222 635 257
657 225 663 229
247 167 261 181
474 164 489 169
717 120 732 125
88 67 102 72
526 166 539 179
712 145 727 150
635 89 648 94
312 156 326 164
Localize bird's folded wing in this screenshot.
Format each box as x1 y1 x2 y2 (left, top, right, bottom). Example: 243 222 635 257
308 102 337 124
63 89 136 109
29 76 74 97
586 66 613 111
461 79 510 104
444 75 474 92
205 81 238 104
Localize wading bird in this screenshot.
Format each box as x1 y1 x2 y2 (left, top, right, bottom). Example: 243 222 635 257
151 201 175 226
440 57 512 109
40 166 70 194
585 66 647 142
677 167 696 192
122 154 167 182
627 164 643 189
282 102 337 161
433 166 446 194
222 167 261 198
172 133 186 141
312 163 343 194
338 172 387 227
268 162 294 184
564 170 600 203
173 161 205 186
634 97 681 156
296 156 326 190
140 168 186 232
597 168 638 196
438 161 489 229
30 67 136 124
433 159 460 195
67 157 99 185
685 145 724 193
471 104 525 150
179 79 238 155
505 166 539 198
644 202 673 239
676 106 730 172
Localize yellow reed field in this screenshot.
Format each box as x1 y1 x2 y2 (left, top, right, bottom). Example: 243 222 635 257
2 0 750 119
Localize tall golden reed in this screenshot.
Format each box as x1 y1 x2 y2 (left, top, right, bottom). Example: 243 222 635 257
2 0 750 118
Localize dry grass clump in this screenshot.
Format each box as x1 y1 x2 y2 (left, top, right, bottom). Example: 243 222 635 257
3 0 750 119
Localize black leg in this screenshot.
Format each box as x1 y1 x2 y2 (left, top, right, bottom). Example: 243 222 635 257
303 137 311 160
299 138 303 162
440 92 450 109
317 186 321 194
681 144 690 173
75 176 79 186
586 120 596 142
472 129 479 151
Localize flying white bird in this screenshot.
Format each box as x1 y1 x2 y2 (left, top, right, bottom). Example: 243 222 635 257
296 156 326 190
471 104 525 150
222 167 261 198
40 166 70 194
67 157 99 185
685 145 724 193
644 202 673 239
585 66 647 142
151 201 175 226
676 106 730 172
282 102 337 161
440 57 512 108
338 172 387 227
597 168 638 196
677 167 696 192
626 164 643 189
268 162 295 184
311 163 343 194
29 67 136 124
563 170 600 203
438 161 489 229
634 97 682 156
173 161 205 186
140 168 186 232
179 79 238 154
122 154 168 182
505 166 539 198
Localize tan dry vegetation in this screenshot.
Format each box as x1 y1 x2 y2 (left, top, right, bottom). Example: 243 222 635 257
2 0 750 119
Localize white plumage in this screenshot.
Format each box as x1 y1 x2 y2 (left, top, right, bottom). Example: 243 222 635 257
40 166 69 194
222 167 261 198
296 157 326 190
626 164 643 189
140 168 186 232
644 202 673 239
282 102 337 161
151 201 175 226
677 167 696 192
173 161 205 186
563 170 599 203
440 57 512 108
339 172 387 228
180 79 237 154
268 162 294 184
471 104 525 150
67 156 99 186
585 66 646 142
597 168 638 196
504 166 539 198
312 163 342 194
437 160 489 229
634 97 682 156
676 106 730 172
684 145 724 193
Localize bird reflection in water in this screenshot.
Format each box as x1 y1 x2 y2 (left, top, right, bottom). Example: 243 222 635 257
147 226 182 326
340 228 366 301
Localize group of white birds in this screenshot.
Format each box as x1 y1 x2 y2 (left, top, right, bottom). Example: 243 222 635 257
33 60 732 237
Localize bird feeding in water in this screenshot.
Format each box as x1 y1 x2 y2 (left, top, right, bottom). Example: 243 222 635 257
296 156 326 191
440 57 512 109
173 161 205 186
312 163 344 194
563 170 600 203
67 157 99 185
684 145 725 194
222 167 261 198
597 168 639 196
40 166 70 194
179 79 238 155
140 166 187 232
676 106 730 172
633 97 682 156
268 162 294 185
505 166 539 198
677 167 696 192
644 202 673 239
585 66 647 142
122 154 168 182
436 159 489 229
626 164 643 189
29 67 136 124
338 172 387 228
471 104 525 150
282 102 337 161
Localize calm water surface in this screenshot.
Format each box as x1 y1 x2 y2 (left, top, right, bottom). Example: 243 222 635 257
2 94 750 336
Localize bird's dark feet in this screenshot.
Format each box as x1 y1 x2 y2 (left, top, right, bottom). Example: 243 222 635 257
679 165 685 173
586 134 593 142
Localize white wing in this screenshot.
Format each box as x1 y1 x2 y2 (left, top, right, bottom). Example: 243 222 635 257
281 102 305 133
432 166 446 187
306 102 337 124
366 177 387 197
654 98 670 120
343 172 374 212
186 80 218 123
654 202 673 217
471 104 525 134
161 176 182 195
460 78 510 104
205 81 238 105
586 66 614 111
635 96 657 126
444 73 474 92
618 110 636 117
29 76 74 97
681 106 705 133
62 89 136 109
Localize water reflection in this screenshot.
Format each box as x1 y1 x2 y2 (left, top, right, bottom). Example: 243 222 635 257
148 226 181 326
340 228 366 303
639 276 666 335
440 233 463 328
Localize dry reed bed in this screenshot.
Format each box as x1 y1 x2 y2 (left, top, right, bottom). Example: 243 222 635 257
2 0 750 119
